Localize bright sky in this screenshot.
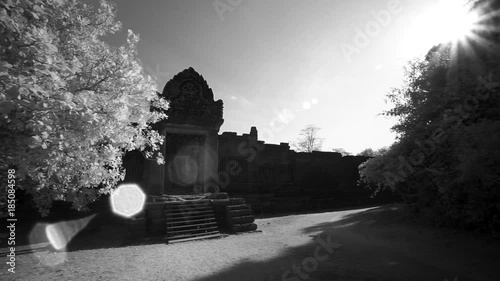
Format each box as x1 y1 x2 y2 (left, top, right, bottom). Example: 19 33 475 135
86 0 475 154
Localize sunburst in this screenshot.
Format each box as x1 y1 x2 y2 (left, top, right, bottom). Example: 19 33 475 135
401 0 488 59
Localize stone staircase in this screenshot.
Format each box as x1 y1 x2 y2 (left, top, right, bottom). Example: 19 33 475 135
164 200 222 243
212 198 258 233
225 204 257 233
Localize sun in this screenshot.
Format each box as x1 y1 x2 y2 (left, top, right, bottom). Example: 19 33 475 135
401 0 480 59
428 0 478 42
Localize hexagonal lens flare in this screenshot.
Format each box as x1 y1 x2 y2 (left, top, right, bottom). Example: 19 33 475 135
110 183 146 218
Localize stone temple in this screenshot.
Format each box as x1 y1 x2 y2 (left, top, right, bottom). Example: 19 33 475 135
122 67 396 242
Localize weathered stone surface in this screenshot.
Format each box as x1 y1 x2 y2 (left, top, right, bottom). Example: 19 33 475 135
231 223 257 233
146 202 167 210
206 192 229 199
135 68 400 215
226 204 250 211
227 215 255 224
226 209 252 218
126 218 147 237
148 218 166 235
212 199 231 207
146 208 165 220
160 67 223 126
229 198 246 205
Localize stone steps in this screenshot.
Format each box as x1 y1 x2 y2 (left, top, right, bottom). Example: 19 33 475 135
164 201 221 243
145 196 258 241
226 209 252 218
166 217 216 226
223 201 257 233
167 233 223 244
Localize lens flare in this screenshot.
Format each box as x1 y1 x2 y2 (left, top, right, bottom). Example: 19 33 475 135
110 183 146 218
28 223 67 266
400 0 480 59
45 215 95 250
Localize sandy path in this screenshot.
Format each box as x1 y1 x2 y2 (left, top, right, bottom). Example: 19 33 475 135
2 205 499 281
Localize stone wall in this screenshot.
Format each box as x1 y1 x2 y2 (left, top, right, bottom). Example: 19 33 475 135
123 67 398 213
216 127 398 212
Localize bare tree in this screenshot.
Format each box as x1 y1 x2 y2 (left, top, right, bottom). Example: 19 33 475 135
292 125 324 152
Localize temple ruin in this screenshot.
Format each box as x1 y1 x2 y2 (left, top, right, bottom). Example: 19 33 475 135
123 67 396 242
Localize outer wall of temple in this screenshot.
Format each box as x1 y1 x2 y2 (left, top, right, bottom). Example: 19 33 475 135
123 67 399 215
216 127 398 213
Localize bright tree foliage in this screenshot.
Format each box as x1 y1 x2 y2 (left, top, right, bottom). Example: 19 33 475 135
0 0 168 215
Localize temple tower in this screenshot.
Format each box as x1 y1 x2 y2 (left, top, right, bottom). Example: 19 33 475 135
146 67 224 195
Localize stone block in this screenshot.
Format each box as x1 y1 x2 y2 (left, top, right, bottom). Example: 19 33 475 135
126 218 147 236
212 199 231 207
227 215 255 224
229 198 246 205
231 223 257 233
226 209 252 218
148 218 166 235
206 192 229 199
226 204 250 211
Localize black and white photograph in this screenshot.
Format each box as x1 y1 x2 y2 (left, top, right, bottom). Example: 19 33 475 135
1 0 499 280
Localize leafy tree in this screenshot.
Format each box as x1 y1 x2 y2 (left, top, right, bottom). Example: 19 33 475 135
359 0 500 232
292 124 324 152
0 0 168 215
358 147 388 157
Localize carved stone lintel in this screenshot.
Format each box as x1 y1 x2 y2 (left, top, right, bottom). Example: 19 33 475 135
161 67 223 124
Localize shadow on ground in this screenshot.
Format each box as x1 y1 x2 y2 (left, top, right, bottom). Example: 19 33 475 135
11 204 500 281
192 204 500 281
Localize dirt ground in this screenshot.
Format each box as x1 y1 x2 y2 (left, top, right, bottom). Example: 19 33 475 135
1 204 499 281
